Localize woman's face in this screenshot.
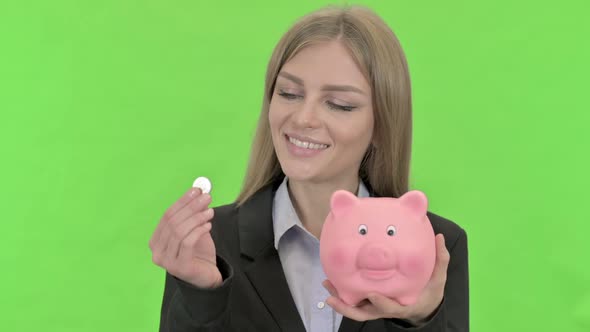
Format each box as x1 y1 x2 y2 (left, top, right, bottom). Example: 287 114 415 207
269 41 374 185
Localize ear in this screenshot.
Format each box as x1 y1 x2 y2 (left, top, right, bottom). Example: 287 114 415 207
398 190 428 216
330 190 358 217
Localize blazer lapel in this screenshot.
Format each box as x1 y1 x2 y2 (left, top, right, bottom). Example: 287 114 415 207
238 184 306 332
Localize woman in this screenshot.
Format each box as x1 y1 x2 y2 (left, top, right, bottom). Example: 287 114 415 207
149 4 469 332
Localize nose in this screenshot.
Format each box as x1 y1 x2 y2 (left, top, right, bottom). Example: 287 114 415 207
357 243 397 270
292 100 321 129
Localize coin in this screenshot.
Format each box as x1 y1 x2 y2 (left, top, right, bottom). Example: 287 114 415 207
192 176 212 194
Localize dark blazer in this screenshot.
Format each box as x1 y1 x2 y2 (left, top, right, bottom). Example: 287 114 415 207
159 179 469 332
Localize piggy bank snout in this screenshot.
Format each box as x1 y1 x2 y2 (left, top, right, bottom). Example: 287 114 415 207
357 243 396 270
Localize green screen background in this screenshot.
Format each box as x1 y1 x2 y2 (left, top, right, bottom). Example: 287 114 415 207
1 0 588 331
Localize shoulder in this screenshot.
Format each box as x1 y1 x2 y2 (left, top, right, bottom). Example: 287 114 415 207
210 202 239 232
210 183 276 234
213 202 239 220
426 211 468 252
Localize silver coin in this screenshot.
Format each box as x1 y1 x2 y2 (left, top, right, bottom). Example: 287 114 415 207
192 176 212 194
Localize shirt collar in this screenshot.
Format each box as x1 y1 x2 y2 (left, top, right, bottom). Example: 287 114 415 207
272 176 370 249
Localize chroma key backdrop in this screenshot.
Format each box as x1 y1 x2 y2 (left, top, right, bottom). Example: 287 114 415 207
0 0 588 331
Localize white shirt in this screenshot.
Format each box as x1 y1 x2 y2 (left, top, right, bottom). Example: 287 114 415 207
272 177 370 332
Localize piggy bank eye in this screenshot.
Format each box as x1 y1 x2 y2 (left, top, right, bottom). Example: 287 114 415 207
358 224 368 235
387 225 397 236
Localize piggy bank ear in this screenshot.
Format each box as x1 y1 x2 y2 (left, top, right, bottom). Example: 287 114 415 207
399 190 428 216
330 190 358 217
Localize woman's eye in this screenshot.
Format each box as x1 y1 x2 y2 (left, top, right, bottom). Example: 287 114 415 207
278 91 300 100
278 90 356 112
326 101 356 112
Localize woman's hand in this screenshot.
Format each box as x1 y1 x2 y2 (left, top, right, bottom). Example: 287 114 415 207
149 187 222 289
323 234 450 325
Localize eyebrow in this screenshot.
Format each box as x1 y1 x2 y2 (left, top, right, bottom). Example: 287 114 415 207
277 71 366 96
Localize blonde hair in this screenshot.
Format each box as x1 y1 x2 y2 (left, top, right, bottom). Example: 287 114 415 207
235 4 412 206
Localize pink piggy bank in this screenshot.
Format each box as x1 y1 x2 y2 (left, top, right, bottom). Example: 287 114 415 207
319 190 436 306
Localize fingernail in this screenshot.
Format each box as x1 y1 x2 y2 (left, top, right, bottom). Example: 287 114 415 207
189 188 200 197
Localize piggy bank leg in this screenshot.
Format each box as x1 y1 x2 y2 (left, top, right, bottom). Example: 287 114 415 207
340 291 365 307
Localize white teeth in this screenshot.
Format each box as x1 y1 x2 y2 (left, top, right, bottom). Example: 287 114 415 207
288 136 328 150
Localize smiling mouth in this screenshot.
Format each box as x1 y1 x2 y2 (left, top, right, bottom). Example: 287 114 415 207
284 134 330 150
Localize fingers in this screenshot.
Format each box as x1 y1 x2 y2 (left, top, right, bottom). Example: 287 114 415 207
163 187 202 222
322 280 339 297
150 187 214 268
367 293 404 317
327 293 405 322
149 221 164 251
168 193 212 226
150 187 201 250
151 226 171 266
155 193 212 260
178 222 213 262
166 222 212 277
326 296 377 322
164 208 215 262
160 191 212 253
432 234 450 285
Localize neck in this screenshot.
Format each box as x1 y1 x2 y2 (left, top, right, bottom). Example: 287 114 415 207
287 175 360 239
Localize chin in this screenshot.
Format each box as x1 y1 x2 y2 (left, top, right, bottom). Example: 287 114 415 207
280 165 321 182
